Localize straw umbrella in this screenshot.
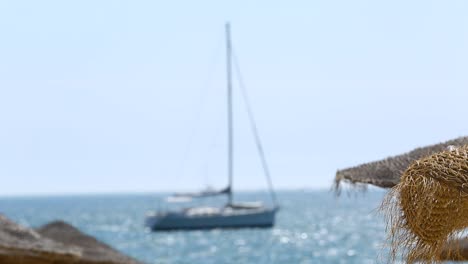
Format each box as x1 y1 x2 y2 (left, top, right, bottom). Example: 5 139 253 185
334 136 468 262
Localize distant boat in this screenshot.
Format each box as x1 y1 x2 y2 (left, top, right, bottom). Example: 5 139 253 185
145 23 279 231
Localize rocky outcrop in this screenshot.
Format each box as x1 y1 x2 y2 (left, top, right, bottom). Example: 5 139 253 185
37 221 140 264
0 214 142 264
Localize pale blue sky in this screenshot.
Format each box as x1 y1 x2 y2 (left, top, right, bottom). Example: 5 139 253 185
1 0 468 195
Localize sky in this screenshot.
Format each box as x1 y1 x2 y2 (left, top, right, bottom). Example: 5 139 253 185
1 0 468 195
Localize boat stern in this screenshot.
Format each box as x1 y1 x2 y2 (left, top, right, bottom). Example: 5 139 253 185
145 211 164 230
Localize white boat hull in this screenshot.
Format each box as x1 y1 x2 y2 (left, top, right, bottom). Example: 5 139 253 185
145 207 278 231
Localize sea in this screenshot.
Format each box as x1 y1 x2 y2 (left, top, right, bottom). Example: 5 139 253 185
0 190 391 264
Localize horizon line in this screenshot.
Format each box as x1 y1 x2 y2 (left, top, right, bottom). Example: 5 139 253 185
0 186 346 198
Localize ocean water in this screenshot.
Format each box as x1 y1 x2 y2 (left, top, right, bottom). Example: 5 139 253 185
0 190 389 263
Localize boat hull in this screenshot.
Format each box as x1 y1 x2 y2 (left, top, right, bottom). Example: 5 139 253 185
145 207 278 231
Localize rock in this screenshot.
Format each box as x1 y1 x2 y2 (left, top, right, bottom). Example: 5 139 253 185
37 221 141 264
0 214 142 264
0 214 81 263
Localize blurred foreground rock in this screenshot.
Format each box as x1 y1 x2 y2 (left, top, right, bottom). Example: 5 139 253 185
0 214 142 264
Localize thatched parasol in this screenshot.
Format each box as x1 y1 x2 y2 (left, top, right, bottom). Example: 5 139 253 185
334 136 468 190
381 146 468 263
334 136 468 263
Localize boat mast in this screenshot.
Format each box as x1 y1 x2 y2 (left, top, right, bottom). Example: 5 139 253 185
226 22 233 206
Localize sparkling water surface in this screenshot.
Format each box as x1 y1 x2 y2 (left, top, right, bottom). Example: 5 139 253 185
0 190 389 263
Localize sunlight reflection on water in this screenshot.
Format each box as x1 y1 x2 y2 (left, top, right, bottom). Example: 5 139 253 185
0 190 390 263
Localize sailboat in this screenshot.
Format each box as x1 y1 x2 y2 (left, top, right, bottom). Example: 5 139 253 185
145 23 279 231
